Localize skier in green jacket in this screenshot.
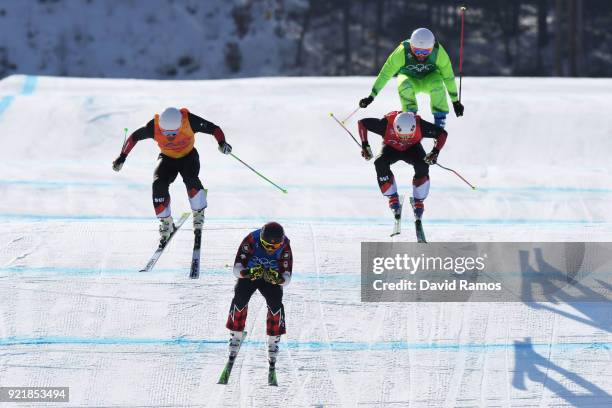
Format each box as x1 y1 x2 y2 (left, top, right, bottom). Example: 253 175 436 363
359 28 464 128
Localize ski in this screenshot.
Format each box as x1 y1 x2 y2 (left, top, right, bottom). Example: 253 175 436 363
218 331 247 385
217 361 234 385
189 229 201 279
139 212 191 272
409 197 427 243
414 220 427 243
390 195 405 237
268 366 278 386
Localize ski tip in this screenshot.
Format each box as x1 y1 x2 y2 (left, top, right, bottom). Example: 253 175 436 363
268 371 278 386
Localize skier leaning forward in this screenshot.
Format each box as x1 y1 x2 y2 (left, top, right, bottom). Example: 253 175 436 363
112 107 232 243
224 222 293 372
359 27 464 128
359 111 447 220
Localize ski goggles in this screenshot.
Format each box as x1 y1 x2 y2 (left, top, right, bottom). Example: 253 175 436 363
161 129 179 136
260 235 284 251
411 47 432 57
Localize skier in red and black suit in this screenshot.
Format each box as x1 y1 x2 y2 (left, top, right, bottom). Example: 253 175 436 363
358 111 447 220
111 107 232 244
224 222 292 372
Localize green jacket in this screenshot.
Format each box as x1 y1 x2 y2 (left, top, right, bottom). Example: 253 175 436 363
370 40 459 102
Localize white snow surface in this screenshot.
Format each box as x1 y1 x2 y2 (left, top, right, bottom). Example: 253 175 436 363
0 75 611 407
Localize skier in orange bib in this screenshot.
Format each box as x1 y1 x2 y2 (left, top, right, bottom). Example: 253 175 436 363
112 107 232 244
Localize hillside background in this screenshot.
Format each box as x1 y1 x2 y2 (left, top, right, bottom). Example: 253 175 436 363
1 0 611 79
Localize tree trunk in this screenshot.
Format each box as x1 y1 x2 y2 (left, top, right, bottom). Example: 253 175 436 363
495 2 512 67
554 0 564 76
512 2 520 74
374 0 385 72
342 1 351 75
536 0 548 75
294 4 312 70
567 0 578 76
576 0 583 75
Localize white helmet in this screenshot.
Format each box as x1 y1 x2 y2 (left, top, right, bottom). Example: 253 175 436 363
410 27 435 50
159 107 182 131
394 112 417 139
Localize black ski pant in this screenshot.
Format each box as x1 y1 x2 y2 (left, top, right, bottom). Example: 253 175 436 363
152 148 204 215
226 278 286 336
374 143 429 194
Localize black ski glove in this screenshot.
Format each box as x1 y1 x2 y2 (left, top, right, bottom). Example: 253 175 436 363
264 268 284 285
112 153 127 172
359 96 374 108
424 148 439 165
452 101 464 117
244 265 264 280
361 142 373 161
218 141 232 154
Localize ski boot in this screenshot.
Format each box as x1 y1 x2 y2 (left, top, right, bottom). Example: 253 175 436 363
229 330 245 361
158 216 175 246
267 335 280 386
218 331 246 384
192 208 205 231
388 193 402 220
412 198 424 220
433 112 446 128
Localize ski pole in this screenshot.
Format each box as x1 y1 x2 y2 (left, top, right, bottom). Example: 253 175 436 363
458 5 467 101
120 127 128 149
229 152 288 194
341 107 360 124
329 112 362 149
436 162 476 190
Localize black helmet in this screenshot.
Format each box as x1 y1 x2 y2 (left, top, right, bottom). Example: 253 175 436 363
260 222 285 251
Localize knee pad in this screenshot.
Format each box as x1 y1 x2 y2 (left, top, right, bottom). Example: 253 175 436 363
188 188 207 211
377 175 397 196
153 195 171 217
266 305 286 336
226 304 248 332
413 175 430 200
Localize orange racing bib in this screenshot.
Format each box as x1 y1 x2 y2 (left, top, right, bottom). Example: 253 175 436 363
153 108 195 158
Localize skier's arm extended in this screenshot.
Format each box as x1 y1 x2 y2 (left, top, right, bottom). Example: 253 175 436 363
112 120 155 171
188 112 224 141
188 112 232 154
370 44 406 97
358 118 387 144
122 121 154 155
435 45 459 103
420 119 447 165
357 117 387 161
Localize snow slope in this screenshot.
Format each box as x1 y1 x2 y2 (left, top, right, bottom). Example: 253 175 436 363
0 74 611 407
